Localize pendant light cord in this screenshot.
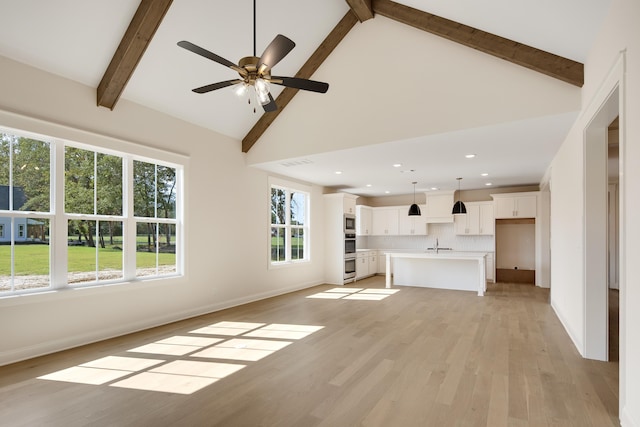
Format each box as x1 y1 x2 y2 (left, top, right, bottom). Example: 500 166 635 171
253 0 256 57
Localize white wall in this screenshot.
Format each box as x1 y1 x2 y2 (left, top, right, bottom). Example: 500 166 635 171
549 0 640 424
246 15 580 164
0 56 327 366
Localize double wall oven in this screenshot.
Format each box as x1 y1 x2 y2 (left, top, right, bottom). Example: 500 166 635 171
344 214 356 280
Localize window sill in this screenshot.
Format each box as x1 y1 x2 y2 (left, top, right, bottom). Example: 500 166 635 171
0 274 184 307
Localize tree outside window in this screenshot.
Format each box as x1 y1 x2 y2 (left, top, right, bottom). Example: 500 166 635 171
270 185 309 263
134 160 177 278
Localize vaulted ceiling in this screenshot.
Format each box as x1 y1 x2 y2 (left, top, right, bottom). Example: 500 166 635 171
0 0 611 196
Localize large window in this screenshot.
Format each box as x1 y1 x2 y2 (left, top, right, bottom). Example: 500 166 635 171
270 181 309 264
0 126 183 296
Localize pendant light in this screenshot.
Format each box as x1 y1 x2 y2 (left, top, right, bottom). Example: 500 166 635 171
452 177 467 215
408 182 421 216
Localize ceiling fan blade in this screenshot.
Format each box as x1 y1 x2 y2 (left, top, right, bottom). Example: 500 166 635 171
270 76 329 93
257 34 295 75
262 93 278 112
177 41 246 75
192 79 242 94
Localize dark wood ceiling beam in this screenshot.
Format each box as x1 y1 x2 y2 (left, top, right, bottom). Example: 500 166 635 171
97 0 173 109
345 0 374 22
372 0 584 87
242 10 359 153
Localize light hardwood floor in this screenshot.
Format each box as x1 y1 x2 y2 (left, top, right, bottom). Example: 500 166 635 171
0 278 619 426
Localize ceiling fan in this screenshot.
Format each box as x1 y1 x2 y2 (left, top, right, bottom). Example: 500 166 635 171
177 1 329 113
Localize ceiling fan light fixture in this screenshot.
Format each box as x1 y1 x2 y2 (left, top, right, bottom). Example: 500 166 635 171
254 78 270 104
234 83 249 97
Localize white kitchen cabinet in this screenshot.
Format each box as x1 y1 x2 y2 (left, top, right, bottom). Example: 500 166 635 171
454 202 494 235
356 205 372 236
424 191 454 223
369 252 377 276
398 206 428 235
343 196 357 215
372 207 399 235
493 193 537 219
356 252 368 279
356 251 378 279
324 193 359 285
479 203 495 235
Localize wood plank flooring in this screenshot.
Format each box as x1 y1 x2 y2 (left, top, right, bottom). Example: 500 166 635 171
0 278 619 426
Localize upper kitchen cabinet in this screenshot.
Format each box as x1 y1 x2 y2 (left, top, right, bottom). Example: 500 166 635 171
372 207 399 235
454 201 494 235
424 191 454 223
492 192 538 219
343 194 358 215
356 205 372 236
398 206 428 235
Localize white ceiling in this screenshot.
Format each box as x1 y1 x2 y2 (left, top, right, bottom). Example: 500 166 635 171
0 0 612 196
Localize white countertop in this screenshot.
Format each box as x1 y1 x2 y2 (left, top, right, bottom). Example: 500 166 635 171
384 251 487 260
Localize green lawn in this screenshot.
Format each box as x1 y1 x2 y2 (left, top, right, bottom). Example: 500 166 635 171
0 243 175 275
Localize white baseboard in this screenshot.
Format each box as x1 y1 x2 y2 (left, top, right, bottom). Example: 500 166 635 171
550 299 584 357
0 279 324 367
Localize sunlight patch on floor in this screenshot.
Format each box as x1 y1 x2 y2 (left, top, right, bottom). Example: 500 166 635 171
306 288 400 300
38 356 165 385
38 322 323 395
110 360 246 394
189 321 266 336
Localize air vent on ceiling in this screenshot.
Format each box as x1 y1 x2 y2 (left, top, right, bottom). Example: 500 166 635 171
281 159 313 167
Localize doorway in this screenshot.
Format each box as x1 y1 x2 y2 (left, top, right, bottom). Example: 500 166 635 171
583 88 619 362
607 118 620 361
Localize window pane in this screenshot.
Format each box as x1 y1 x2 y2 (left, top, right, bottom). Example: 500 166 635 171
14 218 50 291
157 166 176 219
271 187 286 225
134 161 156 217
67 219 97 285
290 192 306 226
96 153 123 216
291 227 304 260
65 147 95 214
97 220 123 281
12 138 50 212
136 221 157 277
158 223 176 274
271 227 286 262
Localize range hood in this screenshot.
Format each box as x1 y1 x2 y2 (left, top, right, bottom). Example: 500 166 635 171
424 191 455 223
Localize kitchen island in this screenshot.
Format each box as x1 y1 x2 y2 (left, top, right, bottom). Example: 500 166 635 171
385 251 488 296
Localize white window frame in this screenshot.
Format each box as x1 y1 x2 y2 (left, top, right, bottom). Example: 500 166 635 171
0 123 185 297
269 177 310 266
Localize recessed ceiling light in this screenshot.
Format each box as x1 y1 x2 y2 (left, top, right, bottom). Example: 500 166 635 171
485 182 493 186
384 190 390 194
366 184 372 187
393 163 402 168
335 171 342 175
465 154 476 159
481 173 489 177
430 187 439 191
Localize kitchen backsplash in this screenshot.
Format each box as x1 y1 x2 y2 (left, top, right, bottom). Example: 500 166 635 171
357 223 495 252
